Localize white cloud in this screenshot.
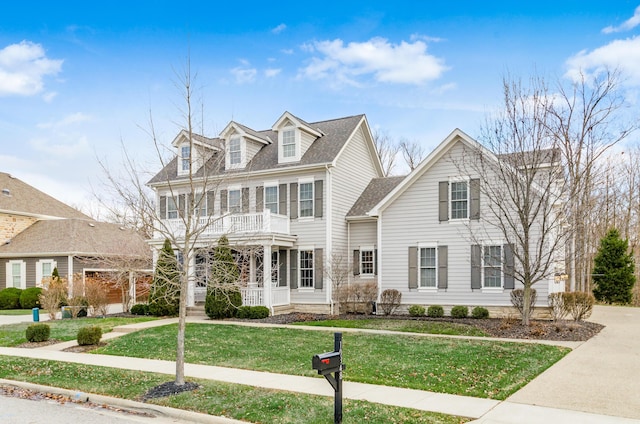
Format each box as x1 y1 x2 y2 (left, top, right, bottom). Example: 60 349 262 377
281 48 294 55
265 68 281 78
0 41 63 96
602 6 640 33
29 135 90 158
231 66 257 84
565 36 640 85
37 112 92 129
42 91 57 102
410 33 444 43
272 23 287 34
299 37 448 86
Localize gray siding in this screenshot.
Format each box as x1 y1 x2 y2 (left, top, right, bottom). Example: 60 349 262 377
1 256 68 288
379 140 552 307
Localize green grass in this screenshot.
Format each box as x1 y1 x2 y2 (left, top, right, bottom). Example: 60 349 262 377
0 309 33 316
96 323 569 400
295 319 489 337
0 356 468 424
0 317 156 347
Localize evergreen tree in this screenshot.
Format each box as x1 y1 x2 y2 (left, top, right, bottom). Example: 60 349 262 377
205 235 242 319
149 238 180 316
592 229 636 304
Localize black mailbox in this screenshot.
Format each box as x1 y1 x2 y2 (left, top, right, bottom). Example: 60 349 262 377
312 351 341 375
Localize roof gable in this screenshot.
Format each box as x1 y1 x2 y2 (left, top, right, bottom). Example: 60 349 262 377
272 111 323 137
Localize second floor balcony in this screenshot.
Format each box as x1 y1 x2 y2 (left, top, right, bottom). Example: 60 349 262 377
155 210 290 240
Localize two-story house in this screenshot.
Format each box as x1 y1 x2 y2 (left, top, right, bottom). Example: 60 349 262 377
147 112 384 313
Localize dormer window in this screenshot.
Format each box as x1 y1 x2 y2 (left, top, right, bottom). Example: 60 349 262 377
229 136 241 165
180 145 190 172
282 129 296 158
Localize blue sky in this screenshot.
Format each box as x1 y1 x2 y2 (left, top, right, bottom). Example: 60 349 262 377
1 1 639 214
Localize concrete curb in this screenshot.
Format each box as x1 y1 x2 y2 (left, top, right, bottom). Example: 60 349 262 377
0 378 245 424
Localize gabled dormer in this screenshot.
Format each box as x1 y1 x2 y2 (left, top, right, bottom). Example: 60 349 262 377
220 121 271 170
171 130 219 176
272 112 323 164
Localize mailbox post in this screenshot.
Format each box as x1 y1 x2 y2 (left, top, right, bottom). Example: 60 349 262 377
312 332 344 424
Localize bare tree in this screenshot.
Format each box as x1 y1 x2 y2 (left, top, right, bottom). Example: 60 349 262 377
372 128 400 176
399 138 426 171
325 251 351 314
465 76 568 325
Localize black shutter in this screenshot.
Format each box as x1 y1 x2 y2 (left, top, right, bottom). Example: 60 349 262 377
279 184 287 216
290 249 298 289
160 196 166 218
470 179 480 220
206 191 216 216
314 180 323 218
220 190 228 213
471 245 482 289
439 181 449 221
290 183 298 219
408 246 418 289
438 246 448 289
314 248 323 289
242 187 249 213
256 186 264 212
503 244 515 289
353 250 360 276
374 248 378 275
279 249 287 287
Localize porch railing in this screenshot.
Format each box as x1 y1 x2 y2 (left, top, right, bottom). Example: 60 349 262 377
241 286 290 307
156 210 289 239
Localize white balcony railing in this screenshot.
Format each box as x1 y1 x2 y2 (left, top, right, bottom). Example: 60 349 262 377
156 210 289 239
241 286 290 307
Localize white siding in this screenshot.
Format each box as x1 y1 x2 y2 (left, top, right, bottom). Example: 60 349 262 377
379 140 553 307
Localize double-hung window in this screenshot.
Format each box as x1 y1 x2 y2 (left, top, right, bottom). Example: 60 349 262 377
450 181 468 219
265 186 278 214
194 192 206 216
36 259 56 287
419 247 437 288
7 260 26 289
483 245 502 288
167 197 178 219
228 189 241 213
360 249 374 276
299 250 314 288
229 136 241 166
181 145 190 172
282 129 296 158
299 182 313 217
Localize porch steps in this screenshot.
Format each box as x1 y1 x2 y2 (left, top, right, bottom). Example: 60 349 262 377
186 305 207 318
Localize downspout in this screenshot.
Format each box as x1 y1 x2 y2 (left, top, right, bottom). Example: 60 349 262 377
325 164 334 315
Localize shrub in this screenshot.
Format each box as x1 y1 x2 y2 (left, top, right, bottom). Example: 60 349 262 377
338 282 378 314
130 303 150 315
451 305 469 318
249 306 270 319
562 292 595 321
205 288 242 319
148 239 180 317
0 288 23 309
548 292 567 321
236 306 252 319
471 306 489 319
427 305 444 318
408 305 425 317
25 323 50 342
379 289 402 315
77 326 102 346
510 288 537 319
67 295 89 319
39 275 68 320
19 287 42 309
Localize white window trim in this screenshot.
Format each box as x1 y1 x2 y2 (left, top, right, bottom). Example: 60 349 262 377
359 245 375 278
271 250 279 287
227 185 242 214
298 246 314 291
226 135 245 169
482 242 504 292
298 177 314 220
167 196 178 220
36 259 57 288
417 243 438 291
449 176 470 222
178 144 191 175
264 181 279 215
6 260 26 289
278 126 300 163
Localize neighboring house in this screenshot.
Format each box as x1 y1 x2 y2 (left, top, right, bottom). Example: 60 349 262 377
148 116 564 315
0 172 151 303
147 112 384 313
356 129 565 313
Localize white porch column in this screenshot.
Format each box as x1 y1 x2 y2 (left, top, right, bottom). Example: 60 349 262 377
263 243 272 309
187 254 195 307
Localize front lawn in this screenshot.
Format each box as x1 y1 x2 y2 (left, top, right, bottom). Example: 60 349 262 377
0 309 33 316
294 319 489 336
0 317 156 347
96 323 569 400
0 356 469 424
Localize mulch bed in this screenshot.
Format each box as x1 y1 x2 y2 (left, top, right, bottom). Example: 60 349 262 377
141 381 200 401
252 313 604 342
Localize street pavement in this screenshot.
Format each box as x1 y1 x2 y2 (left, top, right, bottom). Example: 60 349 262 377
0 305 639 423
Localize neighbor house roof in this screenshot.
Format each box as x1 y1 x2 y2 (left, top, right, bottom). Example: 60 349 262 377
0 219 151 259
148 114 366 185
346 176 406 218
0 172 90 220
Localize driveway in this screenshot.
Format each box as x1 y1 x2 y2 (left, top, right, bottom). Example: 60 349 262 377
507 305 640 419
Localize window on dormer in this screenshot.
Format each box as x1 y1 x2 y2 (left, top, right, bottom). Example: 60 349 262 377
229 136 241 165
181 145 190 172
282 129 296 158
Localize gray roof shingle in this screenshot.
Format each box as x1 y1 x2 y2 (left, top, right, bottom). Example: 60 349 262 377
347 176 406 217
